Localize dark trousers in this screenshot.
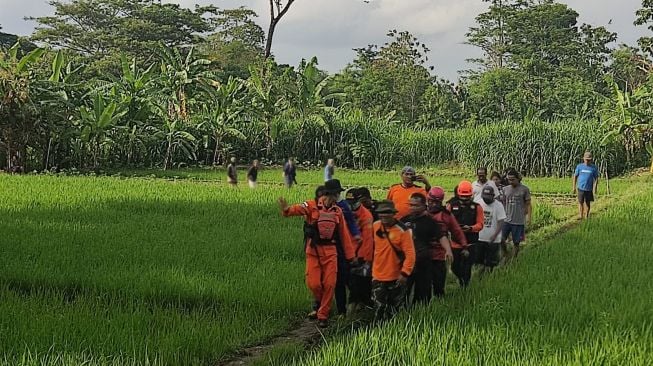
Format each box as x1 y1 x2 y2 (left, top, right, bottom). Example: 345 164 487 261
407 256 433 304
335 256 350 314
349 273 372 306
372 280 407 322
452 247 473 287
432 260 447 297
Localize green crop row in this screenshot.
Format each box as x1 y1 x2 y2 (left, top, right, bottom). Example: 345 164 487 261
0 173 636 365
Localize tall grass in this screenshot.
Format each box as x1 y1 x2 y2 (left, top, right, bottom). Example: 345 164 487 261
236 118 644 176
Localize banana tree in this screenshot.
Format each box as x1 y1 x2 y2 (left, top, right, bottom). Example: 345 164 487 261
79 93 127 169
601 78 653 172
0 43 46 170
109 54 157 165
147 118 197 170
196 77 246 165
248 60 285 156
287 57 343 152
156 44 211 122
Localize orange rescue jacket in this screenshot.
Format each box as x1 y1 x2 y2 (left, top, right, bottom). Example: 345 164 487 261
372 220 416 281
282 197 355 260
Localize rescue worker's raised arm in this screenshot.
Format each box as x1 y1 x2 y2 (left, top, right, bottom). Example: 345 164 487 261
278 197 310 217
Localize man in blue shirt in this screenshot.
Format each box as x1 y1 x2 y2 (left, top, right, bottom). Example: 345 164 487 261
573 151 599 220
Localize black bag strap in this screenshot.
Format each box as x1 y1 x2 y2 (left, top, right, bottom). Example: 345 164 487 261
381 224 404 261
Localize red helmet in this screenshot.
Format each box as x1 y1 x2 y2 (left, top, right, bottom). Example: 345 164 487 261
457 181 473 197
428 186 445 201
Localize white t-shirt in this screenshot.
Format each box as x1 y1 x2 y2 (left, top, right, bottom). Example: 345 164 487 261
473 180 499 203
478 200 507 243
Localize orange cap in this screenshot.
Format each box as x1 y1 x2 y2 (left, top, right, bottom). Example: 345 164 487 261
457 180 473 197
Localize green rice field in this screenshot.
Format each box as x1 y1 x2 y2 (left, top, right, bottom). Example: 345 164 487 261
0 169 649 365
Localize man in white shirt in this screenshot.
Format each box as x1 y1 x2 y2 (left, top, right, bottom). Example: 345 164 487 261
476 186 506 272
472 167 498 203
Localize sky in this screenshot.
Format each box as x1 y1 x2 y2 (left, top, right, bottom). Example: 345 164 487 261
0 0 649 80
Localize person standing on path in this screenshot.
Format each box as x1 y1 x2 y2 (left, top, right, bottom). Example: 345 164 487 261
371 200 416 322
446 181 484 288
283 157 297 188
278 188 356 328
324 159 335 182
387 166 431 219
227 157 238 186
401 193 452 304
472 167 498 203
502 169 532 259
247 160 259 188
477 186 506 273
490 171 506 206
573 151 599 220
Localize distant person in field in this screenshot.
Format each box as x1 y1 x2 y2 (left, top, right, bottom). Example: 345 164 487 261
358 187 379 221
573 151 599 220
227 157 237 185
401 193 452 304
490 171 506 206
247 160 259 188
477 186 506 272
371 200 416 322
502 169 532 259
345 188 375 311
426 186 466 297
387 166 431 219
446 181 484 288
278 185 356 328
473 167 498 203
283 157 297 188
324 158 335 182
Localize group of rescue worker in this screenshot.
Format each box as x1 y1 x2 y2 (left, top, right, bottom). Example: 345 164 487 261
278 165 532 327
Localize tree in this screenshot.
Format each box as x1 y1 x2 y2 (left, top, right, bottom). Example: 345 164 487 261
609 45 651 92
265 0 296 59
156 45 212 122
635 0 653 57
465 0 615 120
334 30 435 124
79 93 127 169
196 77 246 165
201 7 266 79
466 0 515 70
30 0 216 74
248 59 286 156
0 44 49 170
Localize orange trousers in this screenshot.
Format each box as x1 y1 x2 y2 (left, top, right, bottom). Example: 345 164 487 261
305 244 338 321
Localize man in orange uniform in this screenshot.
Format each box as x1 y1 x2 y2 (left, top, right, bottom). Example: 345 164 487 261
372 200 416 322
387 166 431 219
345 188 375 311
447 181 484 288
278 187 356 328
426 186 466 297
